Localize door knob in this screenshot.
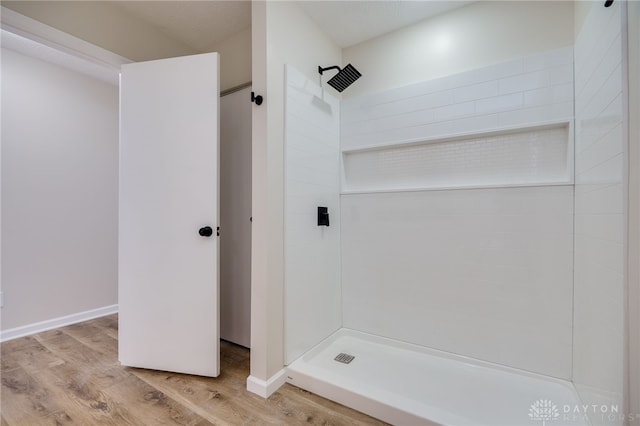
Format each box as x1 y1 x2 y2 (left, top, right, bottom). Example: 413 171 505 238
199 226 213 237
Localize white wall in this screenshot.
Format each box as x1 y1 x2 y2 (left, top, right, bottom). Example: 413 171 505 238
1 47 118 331
340 49 575 379
343 1 574 98
573 1 626 420
250 0 342 386
211 27 252 93
284 65 341 364
574 1 594 39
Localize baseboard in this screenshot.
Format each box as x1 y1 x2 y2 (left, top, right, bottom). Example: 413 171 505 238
246 369 287 398
1 304 118 342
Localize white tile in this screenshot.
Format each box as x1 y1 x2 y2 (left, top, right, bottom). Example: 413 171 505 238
574 260 624 323
390 113 500 144
574 233 624 274
342 47 575 152
475 93 523 114
341 187 574 378
576 94 623 153
575 212 624 244
578 64 622 119
432 101 476 122
452 81 498 103
524 83 573 107
362 77 452 107
371 89 455 120
352 99 477 136
523 87 554 107
573 2 626 411
284 65 342 364
548 64 574 85
553 83 575 103
340 118 372 138
575 182 624 215
467 57 524 83
344 124 569 191
498 102 573 127
343 89 455 126
337 48 586 382
575 5 622 96
575 153 624 185
575 124 623 174
575 34 622 109
371 106 440 133
498 69 550 95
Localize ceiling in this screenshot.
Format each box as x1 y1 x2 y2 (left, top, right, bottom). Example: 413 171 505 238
112 1 251 52
2 1 473 57
299 1 472 48
118 1 471 49
110 1 472 50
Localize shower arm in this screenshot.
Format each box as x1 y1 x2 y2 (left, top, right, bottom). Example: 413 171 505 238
318 63 362 92
318 65 341 76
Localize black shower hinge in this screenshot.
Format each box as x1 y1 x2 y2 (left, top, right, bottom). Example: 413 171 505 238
251 92 263 105
217 226 220 237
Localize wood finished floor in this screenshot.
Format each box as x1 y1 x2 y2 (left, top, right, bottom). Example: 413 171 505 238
1 315 387 425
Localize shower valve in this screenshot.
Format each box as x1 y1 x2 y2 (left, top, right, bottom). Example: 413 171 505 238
317 207 330 227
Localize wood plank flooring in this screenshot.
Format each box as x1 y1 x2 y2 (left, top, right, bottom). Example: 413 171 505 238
1 315 387 425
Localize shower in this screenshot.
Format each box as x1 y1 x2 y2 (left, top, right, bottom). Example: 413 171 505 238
282 1 631 424
318 63 362 92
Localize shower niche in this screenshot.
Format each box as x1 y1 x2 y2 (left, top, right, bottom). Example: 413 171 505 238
342 122 572 193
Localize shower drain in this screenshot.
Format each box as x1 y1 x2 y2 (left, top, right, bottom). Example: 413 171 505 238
334 353 355 364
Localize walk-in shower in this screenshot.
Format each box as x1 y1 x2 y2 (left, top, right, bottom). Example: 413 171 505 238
283 2 629 424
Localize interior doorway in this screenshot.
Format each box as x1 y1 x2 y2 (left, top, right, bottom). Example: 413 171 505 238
220 85 252 348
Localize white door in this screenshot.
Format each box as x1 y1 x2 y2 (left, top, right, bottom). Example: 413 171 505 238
119 53 220 377
220 87 252 348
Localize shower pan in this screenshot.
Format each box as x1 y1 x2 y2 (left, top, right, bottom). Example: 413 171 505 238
287 330 585 425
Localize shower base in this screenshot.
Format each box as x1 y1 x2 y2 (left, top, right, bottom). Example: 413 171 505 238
286 329 587 425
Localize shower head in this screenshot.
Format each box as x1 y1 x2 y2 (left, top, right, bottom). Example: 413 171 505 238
318 64 362 93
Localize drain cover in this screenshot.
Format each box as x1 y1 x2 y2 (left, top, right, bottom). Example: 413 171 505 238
334 353 355 364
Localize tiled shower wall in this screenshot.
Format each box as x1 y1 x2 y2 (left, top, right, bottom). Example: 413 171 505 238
341 46 574 150
573 1 626 417
340 48 575 379
284 65 341 364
